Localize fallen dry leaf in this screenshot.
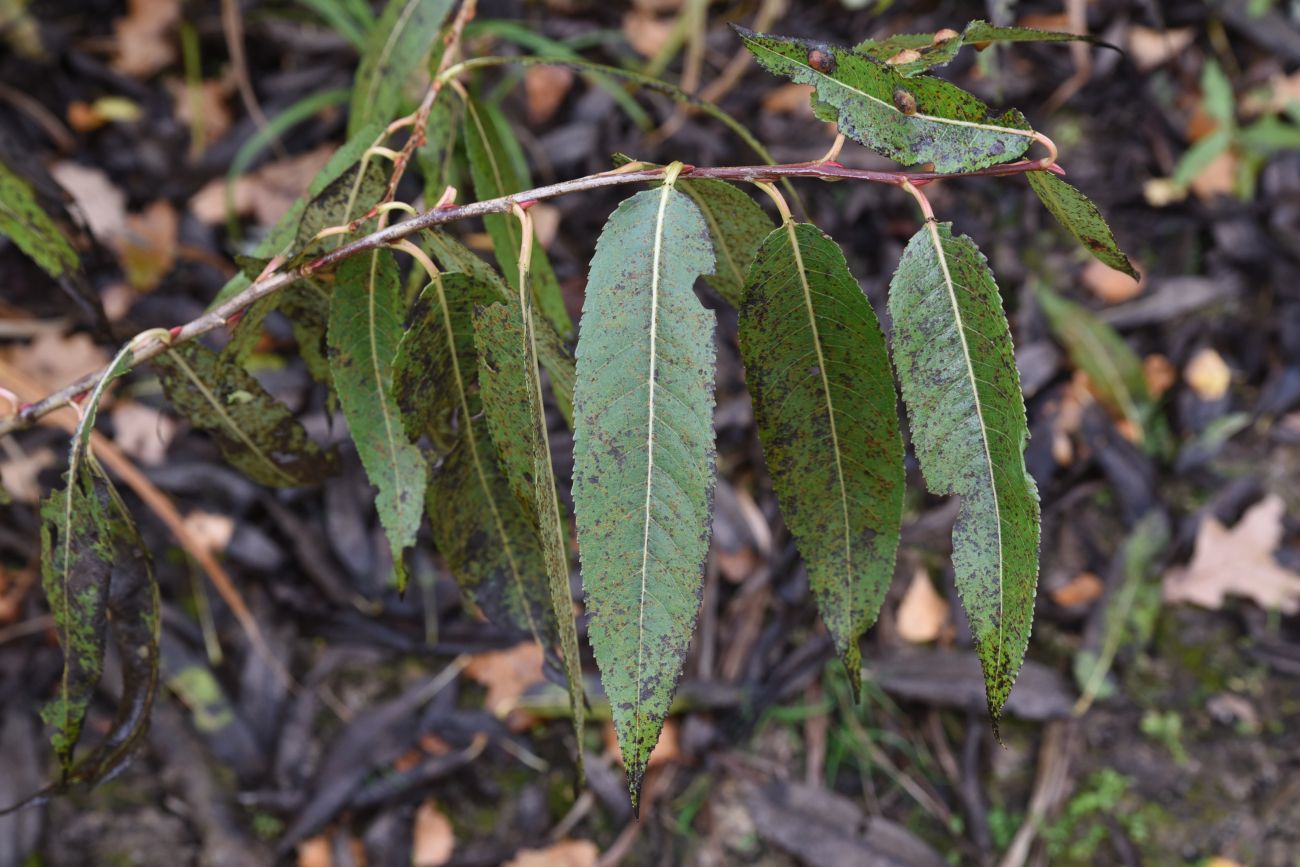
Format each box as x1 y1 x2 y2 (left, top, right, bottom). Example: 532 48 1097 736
412 801 455 867
0 446 55 504
464 642 545 717
524 64 575 126
1189 148 1238 201
530 202 561 249
1163 495 1300 614
762 83 815 116
1143 354 1177 397
119 199 178 290
112 401 176 466
51 161 128 242
504 840 599 867
1050 571 1105 607
181 510 235 556
1185 347 1231 400
623 10 674 59
1081 258 1144 305
896 567 949 643
1242 70 1300 116
7 330 109 391
167 76 234 147
66 96 144 132
604 717 680 769
190 146 334 227
1127 27 1195 73
113 0 181 78
297 836 331 867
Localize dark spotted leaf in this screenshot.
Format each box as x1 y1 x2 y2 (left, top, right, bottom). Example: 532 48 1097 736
888 223 1040 722
152 343 337 487
393 271 556 644
680 178 772 307
422 229 575 425
463 96 575 339
1026 170 1138 278
0 157 79 280
328 250 428 590
348 0 454 136
571 184 716 806
473 295 585 779
418 88 464 206
739 222 903 695
856 21 1113 77
736 27 1035 172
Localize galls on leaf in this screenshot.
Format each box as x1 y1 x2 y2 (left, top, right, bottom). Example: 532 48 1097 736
807 48 834 73
893 87 918 115
887 48 922 66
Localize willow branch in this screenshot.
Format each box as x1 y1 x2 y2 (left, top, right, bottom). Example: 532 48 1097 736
0 153 1058 436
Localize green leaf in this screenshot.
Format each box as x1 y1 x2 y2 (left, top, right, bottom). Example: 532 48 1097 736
1200 59 1235 126
348 0 454 136
1033 283 1154 444
856 21 1111 78
571 184 716 805
888 222 1040 722
463 96 575 340
421 229 576 426
473 296 585 781
152 343 337 487
739 222 903 695
393 271 557 644
328 250 428 590
736 27 1034 172
0 157 80 280
679 179 772 308
1172 127 1233 189
1026 170 1138 278
418 88 464 207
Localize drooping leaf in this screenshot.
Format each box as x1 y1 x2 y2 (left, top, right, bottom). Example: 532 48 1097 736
739 222 903 695
679 179 773 308
1033 282 1156 445
152 343 337 487
856 21 1112 77
348 0 454 136
473 296 585 781
463 96 575 339
418 88 464 206
421 229 576 426
392 271 556 644
0 157 79 280
888 222 1040 722
1026 170 1138 278
328 250 428 590
736 27 1035 172
571 184 717 805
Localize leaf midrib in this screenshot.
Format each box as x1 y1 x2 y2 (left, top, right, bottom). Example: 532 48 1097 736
366 250 405 512
926 223 1006 679
785 221 855 603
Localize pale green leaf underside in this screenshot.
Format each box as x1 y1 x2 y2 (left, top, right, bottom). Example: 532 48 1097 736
572 185 716 805
464 96 575 340
153 344 337 487
348 0 454 136
1026 170 1138 278
473 299 586 783
328 251 428 589
0 158 79 280
888 222 1039 721
679 178 773 308
393 272 557 647
739 222 903 695
737 27 1033 172
855 20 1110 77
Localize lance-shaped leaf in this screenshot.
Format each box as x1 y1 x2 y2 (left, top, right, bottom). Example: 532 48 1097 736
37 341 137 772
0 157 79 280
422 230 576 425
152 343 337 487
571 185 716 805
856 20 1113 78
463 96 575 339
739 222 903 696
1026 170 1138 278
348 0 454 135
473 298 585 781
888 222 1040 722
393 272 556 643
328 250 428 590
736 27 1034 172
680 179 773 308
